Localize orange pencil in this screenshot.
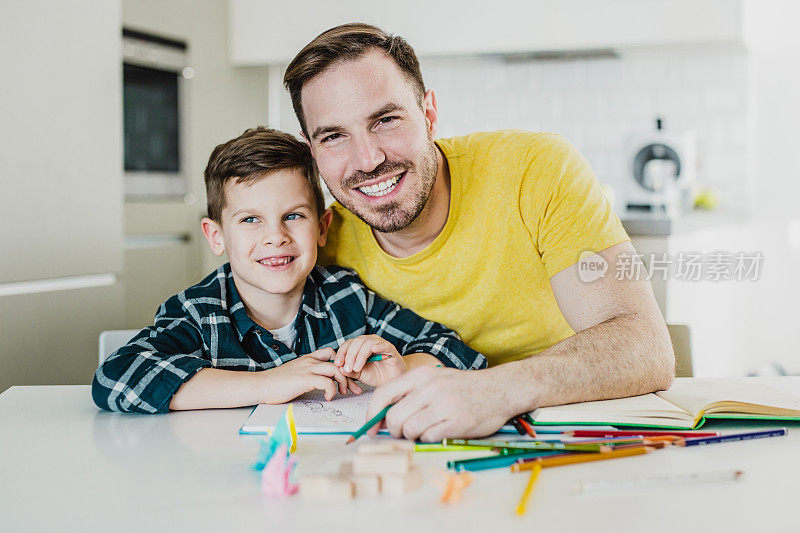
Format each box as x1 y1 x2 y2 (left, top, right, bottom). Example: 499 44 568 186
511 446 653 472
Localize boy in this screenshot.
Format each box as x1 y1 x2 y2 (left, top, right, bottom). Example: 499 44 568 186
93 127 486 413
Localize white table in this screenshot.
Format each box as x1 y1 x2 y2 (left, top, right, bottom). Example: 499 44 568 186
2 379 800 532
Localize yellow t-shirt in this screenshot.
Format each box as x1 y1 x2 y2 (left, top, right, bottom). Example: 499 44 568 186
319 130 629 366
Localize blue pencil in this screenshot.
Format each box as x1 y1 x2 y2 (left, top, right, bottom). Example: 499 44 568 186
682 428 787 447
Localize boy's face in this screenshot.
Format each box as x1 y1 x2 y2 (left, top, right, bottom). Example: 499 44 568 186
201 169 331 302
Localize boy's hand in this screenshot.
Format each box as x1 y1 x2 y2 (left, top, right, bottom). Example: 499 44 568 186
333 335 407 387
263 347 361 403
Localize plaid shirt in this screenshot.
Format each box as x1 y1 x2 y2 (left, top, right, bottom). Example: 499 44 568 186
92 264 486 414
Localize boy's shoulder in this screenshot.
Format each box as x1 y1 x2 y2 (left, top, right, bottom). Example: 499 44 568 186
308 264 365 293
159 264 232 320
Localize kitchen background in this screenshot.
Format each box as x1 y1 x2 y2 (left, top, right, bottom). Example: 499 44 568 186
1 0 798 392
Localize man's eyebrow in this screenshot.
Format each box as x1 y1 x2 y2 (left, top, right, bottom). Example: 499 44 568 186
367 102 405 122
310 124 342 141
310 102 407 141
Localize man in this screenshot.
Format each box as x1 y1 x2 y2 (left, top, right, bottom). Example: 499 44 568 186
283 23 674 441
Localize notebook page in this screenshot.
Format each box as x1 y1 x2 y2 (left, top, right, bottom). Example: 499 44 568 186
530 392 692 425
241 388 378 434
657 378 800 416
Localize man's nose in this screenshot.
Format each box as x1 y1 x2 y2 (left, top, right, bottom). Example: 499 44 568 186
350 133 385 173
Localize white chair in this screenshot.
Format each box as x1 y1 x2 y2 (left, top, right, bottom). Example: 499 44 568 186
667 324 693 377
98 329 141 364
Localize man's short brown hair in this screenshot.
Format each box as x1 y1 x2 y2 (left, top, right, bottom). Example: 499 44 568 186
203 127 323 222
284 23 425 137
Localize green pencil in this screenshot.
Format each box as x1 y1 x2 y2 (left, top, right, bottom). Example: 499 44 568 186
444 438 608 453
329 354 388 363
346 403 393 445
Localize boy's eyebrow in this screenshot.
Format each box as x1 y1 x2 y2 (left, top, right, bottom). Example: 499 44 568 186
230 203 313 217
310 102 406 141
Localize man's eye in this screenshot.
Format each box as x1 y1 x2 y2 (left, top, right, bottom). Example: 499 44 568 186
378 116 397 125
285 213 304 221
241 216 258 223
321 133 342 143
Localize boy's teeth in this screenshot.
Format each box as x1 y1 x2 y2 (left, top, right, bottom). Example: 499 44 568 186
358 173 401 197
261 257 293 266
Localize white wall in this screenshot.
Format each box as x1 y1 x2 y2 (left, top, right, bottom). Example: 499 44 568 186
122 0 270 275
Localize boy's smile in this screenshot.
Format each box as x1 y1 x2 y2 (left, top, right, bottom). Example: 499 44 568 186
202 169 330 328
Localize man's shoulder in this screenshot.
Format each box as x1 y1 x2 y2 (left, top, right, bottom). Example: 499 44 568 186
159 264 231 319
318 203 367 267
436 129 569 162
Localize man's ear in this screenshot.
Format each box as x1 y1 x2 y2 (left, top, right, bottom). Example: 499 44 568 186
201 218 226 257
423 89 439 138
317 208 333 247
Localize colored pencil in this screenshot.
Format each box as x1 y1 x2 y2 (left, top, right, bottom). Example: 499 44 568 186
448 451 565 472
346 404 393 445
566 429 719 438
515 462 542 516
510 418 527 435
415 444 493 452
511 446 653 472
329 354 388 363
444 438 609 453
574 469 745 493
681 428 787 447
515 415 537 438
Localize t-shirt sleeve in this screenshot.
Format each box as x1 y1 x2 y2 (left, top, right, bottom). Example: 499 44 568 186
519 134 629 279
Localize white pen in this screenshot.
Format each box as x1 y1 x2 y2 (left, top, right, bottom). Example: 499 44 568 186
574 469 745 493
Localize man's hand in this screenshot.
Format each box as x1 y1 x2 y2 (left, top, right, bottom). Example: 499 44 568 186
364 366 514 442
333 334 408 387
263 347 361 403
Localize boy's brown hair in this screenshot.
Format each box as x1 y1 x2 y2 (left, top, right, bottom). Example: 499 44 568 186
204 127 324 222
283 23 425 137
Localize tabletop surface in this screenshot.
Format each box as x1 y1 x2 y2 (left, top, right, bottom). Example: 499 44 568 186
2 378 800 533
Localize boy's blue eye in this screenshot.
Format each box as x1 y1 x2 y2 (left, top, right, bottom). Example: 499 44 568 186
285 213 304 221
241 216 258 223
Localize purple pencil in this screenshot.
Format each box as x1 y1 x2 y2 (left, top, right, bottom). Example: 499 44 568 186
682 428 787 447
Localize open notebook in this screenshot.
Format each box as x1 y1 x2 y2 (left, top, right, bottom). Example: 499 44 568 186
529 378 800 429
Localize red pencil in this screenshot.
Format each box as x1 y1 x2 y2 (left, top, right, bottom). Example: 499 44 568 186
566 429 719 438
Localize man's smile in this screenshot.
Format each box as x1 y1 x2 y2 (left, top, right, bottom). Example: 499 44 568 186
355 171 406 198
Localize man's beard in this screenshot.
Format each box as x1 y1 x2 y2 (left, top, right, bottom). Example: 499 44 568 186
331 139 438 234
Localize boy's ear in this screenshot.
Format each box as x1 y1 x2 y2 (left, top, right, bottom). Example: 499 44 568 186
316 208 333 247
201 218 226 257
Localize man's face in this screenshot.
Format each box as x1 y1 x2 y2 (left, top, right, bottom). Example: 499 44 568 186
202 170 330 304
301 49 438 233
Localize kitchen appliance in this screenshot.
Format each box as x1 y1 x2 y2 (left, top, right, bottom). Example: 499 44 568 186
624 118 696 215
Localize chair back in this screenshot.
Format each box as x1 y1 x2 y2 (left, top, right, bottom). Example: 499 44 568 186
667 324 693 377
98 329 140 365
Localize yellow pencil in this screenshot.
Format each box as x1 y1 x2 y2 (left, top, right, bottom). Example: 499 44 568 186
511 445 653 472
515 462 542 516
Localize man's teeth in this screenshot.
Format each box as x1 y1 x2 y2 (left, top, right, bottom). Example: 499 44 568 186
358 174 401 197
260 257 293 266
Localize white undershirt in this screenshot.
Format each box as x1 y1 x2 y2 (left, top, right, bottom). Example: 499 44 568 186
268 321 297 349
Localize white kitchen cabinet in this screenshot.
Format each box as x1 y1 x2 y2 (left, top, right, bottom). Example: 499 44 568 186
229 0 743 65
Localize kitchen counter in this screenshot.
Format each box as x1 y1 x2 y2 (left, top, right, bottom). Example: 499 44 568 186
620 210 749 236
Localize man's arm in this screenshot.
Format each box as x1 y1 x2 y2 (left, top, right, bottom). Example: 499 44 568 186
366 241 674 441
488 240 674 414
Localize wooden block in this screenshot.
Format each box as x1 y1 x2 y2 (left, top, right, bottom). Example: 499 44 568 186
358 441 400 455
353 451 411 476
351 475 381 498
338 461 353 477
381 467 424 496
299 474 332 499
299 474 353 503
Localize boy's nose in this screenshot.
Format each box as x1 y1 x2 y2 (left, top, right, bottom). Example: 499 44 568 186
262 226 290 247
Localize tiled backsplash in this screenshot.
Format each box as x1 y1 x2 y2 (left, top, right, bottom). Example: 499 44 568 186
420 46 749 212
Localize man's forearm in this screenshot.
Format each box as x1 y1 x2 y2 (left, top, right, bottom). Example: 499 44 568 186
491 311 675 417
